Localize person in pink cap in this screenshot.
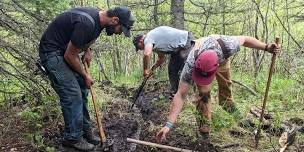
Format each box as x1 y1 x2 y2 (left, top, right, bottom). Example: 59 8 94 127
156 35 280 148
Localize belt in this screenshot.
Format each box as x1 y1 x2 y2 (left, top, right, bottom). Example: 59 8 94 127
39 50 64 63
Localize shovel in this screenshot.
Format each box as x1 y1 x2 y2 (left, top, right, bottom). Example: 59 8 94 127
130 65 157 109
254 37 280 148
83 62 113 151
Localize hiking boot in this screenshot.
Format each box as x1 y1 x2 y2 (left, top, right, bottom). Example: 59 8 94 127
83 130 101 145
201 143 221 152
199 133 221 152
62 137 95 151
200 132 210 144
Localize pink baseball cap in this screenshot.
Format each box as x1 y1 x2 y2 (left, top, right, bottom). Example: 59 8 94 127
192 50 218 85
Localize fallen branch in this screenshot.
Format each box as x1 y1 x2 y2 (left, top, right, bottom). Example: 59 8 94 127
221 143 240 149
232 79 257 96
126 138 195 152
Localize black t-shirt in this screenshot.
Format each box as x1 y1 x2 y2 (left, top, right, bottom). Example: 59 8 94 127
39 7 103 54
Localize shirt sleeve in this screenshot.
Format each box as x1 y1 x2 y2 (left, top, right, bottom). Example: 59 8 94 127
180 50 195 84
220 35 241 55
144 36 155 46
70 22 93 49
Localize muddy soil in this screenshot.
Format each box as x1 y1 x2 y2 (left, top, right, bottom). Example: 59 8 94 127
42 80 220 152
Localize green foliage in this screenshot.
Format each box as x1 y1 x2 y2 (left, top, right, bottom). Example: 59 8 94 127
18 108 41 121
25 133 55 151
176 103 198 142
211 106 235 131
112 67 142 86
18 107 42 130
1 0 304 151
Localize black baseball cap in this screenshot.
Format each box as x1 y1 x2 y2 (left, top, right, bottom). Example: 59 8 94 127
113 6 135 37
133 34 143 51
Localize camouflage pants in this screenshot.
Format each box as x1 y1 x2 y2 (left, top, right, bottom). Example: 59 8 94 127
196 59 233 133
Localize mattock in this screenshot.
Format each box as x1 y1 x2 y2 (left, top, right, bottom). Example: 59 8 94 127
83 62 113 151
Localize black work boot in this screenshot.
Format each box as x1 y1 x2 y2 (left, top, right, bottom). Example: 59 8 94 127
200 132 210 144
62 137 95 151
199 132 220 152
83 130 101 145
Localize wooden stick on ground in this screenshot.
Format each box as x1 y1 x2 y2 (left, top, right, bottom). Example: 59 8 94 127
127 138 195 152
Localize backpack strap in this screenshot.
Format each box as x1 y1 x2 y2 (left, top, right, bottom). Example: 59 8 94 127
68 10 95 30
216 38 229 59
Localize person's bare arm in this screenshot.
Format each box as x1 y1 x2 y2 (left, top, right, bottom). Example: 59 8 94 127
64 41 86 77
64 41 93 87
82 48 92 67
237 36 266 50
167 81 189 123
143 44 153 76
236 36 280 54
153 53 166 68
156 81 190 142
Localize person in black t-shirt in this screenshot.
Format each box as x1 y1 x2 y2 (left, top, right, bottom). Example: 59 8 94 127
38 6 135 151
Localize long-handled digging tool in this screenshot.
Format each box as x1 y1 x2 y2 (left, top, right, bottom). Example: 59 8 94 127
130 65 157 109
83 62 112 151
127 138 195 152
254 37 280 148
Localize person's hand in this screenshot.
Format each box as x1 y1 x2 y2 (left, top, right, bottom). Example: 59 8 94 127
156 126 170 143
266 43 280 55
143 69 151 78
155 59 163 67
84 74 94 88
82 49 92 67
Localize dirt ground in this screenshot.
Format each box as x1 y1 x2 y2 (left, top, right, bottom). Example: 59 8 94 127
0 106 37 152
1 80 304 152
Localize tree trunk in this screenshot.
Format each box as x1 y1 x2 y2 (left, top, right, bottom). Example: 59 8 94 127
220 1 226 35
170 0 185 29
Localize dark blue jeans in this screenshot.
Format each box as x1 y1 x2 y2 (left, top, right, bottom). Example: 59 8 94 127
40 53 91 142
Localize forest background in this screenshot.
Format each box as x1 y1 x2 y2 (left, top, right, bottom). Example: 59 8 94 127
0 0 304 151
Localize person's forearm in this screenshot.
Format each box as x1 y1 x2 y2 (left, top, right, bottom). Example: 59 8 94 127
143 54 150 70
167 92 185 123
64 42 87 77
154 54 165 67
65 54 87 77
84 48 92 57
242 36 267 50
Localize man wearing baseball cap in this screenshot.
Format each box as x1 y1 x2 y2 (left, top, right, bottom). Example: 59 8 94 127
38 6 135 151
156 35 280 148
133 26 194 97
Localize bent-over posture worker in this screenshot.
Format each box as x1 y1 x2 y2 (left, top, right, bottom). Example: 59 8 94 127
133 26 194 96
156 35 280 147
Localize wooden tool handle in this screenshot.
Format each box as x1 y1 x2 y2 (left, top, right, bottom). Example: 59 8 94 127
255 37 280 148
83 62 107 143
275 37 280 45
127 138 194 152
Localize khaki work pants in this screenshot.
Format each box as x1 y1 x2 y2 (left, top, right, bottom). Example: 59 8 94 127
196 59 234 133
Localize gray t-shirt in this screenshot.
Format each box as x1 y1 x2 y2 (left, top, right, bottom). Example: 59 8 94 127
180 35 240 84
144 26 189 54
